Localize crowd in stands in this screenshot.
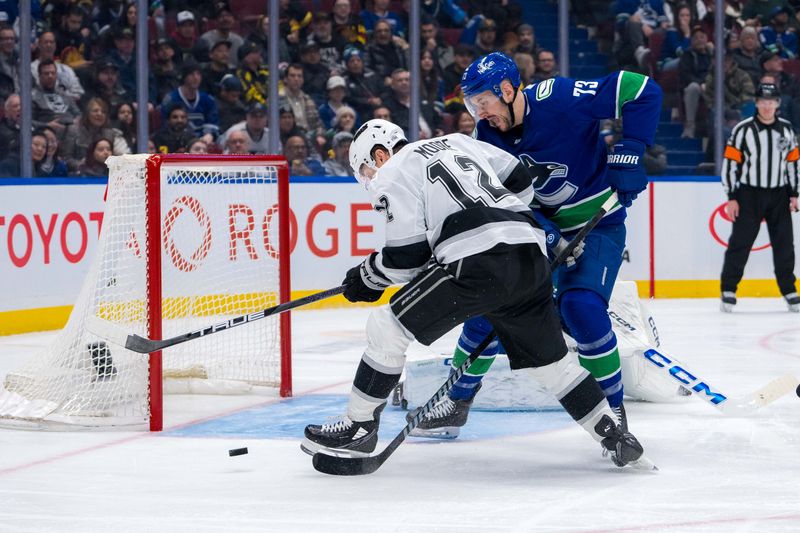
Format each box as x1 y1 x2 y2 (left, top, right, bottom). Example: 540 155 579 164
612 0 800 160
0 0 561 177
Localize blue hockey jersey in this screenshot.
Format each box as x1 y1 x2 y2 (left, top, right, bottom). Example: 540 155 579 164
475 71 662 232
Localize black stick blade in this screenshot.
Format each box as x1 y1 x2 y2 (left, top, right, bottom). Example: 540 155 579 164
312 451 382 476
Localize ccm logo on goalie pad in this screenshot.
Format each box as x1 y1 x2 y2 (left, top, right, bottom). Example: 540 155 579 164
643 349 727 404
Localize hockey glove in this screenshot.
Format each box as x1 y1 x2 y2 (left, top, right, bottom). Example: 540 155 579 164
342 252 390 303
606 138 648 208
532 211 584 270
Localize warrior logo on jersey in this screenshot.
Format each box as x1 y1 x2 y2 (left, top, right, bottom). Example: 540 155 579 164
375 195 394 222
518 154 577 207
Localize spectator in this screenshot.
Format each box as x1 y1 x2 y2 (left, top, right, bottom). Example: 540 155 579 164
323 131 354 176
0 25 18 90
201 40 232 96
453 109 476 135
77 137 113 177
309 12 348 73
679 26 714 138
704 54 756 123
660 3 693 71
32 60 81 137
300 42 330 103
319 75 351 129
113 102 136 152
360 0 406 38
218 102 276 154
201 2 243 68
187 137 209 153
463 0 522 34
343 46 384 119
613 0 670 70
171 10 209 64
153 38 181 101
742 0 795 26
37 127 68 177
0 93 20 154
325 105 358 146
383 68 443 139
152 104 194 153
332 0 367 47
92 0 126 38
236 41 269 105
443 44 475 102
760 51 800 129
365 19 409 84
61 96 130 172
106 27 137 94
32 31 84 102
224 129 250 154
280 63 324 139
421 0 467 28
279 0 313 49
83 59 131 110
284 134 326 175
278 105 306 146
161 62 219 144
533 49 558 82
373 105 392 120
473 18 498 56
420 49 445 105
515 24 538 56
513 51 536 86
55 6 92 68
245 15 292 65
760 6 797 59
734 27 764 86
217 74 247 132
30 130 52 177
421 15 454 72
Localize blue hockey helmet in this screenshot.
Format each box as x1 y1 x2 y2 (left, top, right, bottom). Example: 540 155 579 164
461 52 521 120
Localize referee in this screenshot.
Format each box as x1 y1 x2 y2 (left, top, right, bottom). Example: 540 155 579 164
720 82 800 313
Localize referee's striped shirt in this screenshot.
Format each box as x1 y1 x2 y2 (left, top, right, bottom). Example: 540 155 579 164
722 116 800 199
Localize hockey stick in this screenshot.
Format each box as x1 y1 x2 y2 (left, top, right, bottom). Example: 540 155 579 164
608 302 799 415
87 285 346 354
312 193 619 476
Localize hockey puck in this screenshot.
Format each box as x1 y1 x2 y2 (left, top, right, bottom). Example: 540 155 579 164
228 447 248 457
796 384 800 398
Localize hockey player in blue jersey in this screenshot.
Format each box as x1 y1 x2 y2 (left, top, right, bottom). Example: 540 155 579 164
409 52 663 438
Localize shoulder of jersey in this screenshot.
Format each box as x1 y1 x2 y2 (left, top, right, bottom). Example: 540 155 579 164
525 77 562 105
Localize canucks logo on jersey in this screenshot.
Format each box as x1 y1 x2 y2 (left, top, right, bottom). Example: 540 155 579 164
518 154 574 207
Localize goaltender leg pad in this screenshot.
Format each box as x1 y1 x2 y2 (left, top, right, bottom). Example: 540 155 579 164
553 223 626 303
348 306 413 422
450 317 500 401
560 289 624 408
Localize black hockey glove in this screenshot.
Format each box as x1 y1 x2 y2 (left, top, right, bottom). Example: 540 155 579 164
342 252 390 303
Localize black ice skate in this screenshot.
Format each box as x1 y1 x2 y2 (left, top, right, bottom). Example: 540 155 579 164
407 384 481 439
594 414 657 470
785 293 800 313
301 403 385 458
720 291 737 313
612 403 628 432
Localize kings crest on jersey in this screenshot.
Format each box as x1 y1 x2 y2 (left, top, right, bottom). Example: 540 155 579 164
475 71 661 232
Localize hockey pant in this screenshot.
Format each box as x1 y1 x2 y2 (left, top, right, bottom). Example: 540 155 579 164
449 224 627 408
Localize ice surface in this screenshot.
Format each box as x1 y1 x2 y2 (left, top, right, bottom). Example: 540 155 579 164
1 298 798 532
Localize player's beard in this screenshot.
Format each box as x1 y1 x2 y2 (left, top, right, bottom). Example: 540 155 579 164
488 114 513 131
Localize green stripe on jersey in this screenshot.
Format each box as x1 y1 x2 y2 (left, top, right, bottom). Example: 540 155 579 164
578 347 622 378
550 188 621 231
616 71 648 118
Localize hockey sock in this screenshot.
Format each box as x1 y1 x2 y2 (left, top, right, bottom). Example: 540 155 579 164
348 356 401 422
449 317 499 401
560 290 624 408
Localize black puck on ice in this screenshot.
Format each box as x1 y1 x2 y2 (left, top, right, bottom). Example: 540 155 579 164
796 384 800 398
229 447 248 457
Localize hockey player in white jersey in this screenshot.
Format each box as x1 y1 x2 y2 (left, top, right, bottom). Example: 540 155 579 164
301 119 650 469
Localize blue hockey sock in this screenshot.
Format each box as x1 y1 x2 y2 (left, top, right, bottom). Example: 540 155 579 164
449 316 499 401
560 290 624 408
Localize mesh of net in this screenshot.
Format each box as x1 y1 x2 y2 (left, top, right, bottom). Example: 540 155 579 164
0 155 283 428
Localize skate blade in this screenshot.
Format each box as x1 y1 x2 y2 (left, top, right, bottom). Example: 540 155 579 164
300 439 371 458
627 454 659 471
409 426 460 439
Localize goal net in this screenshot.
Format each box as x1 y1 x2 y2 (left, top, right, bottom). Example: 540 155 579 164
0 154 291 430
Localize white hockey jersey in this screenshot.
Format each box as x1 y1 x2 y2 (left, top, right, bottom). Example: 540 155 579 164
366 133 546 285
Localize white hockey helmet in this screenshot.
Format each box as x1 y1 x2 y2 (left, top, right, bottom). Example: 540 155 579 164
349 119 407 187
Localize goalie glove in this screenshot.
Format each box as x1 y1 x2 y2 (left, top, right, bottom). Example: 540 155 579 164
532 210 584 270
343 252 390 303
607 138 648 208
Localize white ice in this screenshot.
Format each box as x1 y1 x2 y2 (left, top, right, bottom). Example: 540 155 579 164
1 298 799 533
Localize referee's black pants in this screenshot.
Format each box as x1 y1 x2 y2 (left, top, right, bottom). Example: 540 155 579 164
721 185 797 296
